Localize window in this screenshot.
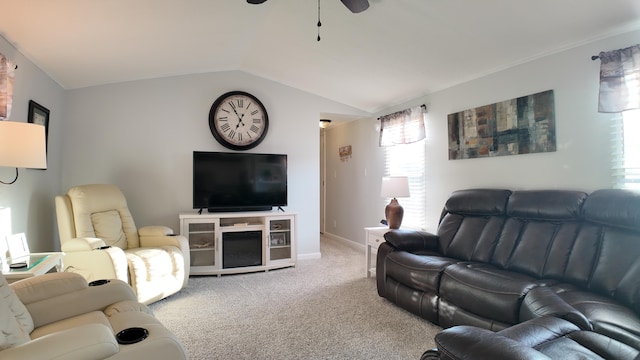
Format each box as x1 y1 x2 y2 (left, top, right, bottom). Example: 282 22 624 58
379 105 427 230
612 109 640 189
383 139 426 230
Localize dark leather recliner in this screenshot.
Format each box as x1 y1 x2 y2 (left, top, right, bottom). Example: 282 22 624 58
376 188 640 358
421 316 638 360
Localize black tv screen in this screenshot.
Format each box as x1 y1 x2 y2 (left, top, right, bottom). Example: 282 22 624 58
193 151 287 212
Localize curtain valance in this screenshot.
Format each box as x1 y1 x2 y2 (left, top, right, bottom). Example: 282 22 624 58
0 53 16 120
597 44 640 113
379 105 426 147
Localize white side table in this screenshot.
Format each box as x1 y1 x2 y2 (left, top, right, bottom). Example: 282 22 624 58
364 226 390 278
2 252 65 283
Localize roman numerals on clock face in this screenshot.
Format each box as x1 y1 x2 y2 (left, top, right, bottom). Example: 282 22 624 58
209 91 269 151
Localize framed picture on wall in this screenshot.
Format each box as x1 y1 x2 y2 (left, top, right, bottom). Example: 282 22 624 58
27 100 49 168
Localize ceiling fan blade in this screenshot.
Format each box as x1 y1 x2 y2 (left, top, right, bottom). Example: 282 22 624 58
340 0 369 13
247 0 267 4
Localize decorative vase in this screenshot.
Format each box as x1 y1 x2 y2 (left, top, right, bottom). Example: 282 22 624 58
385 198 404 229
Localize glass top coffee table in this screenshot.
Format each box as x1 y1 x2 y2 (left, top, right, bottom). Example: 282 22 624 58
2 252 65 283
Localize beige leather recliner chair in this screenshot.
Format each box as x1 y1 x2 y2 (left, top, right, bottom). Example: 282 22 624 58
0 272 188 359
55 184 190 305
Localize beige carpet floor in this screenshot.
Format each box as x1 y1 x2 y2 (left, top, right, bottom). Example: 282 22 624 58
149 235 440 359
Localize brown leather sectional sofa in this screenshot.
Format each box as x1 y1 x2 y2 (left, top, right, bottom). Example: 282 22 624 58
376 189 640 359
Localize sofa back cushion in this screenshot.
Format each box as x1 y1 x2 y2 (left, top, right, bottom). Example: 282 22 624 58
67 184 140 249
437 189 511 262
581 189 640 314
489 188 640 314
491 190 587 278
0 274 33 349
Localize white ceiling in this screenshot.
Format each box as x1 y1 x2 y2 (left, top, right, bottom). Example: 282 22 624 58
1 0 639 114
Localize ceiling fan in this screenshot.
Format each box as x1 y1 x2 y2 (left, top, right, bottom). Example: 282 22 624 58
247 0 370 13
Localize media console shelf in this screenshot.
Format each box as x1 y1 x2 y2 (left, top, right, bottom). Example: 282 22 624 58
179 211 297 276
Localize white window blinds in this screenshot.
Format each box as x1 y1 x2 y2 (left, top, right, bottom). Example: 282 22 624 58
612 110 640 190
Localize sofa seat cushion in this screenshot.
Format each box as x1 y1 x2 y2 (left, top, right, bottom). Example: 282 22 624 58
537 331 640 360
386 252 457 293
30 311 111 339
440 262 538 325
510 317 639 360
551 286 640 349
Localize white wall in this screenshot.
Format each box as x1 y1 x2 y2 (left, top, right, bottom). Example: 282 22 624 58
0 35 65 252
325 29 640 243
324 118 382 244
63 71 367 258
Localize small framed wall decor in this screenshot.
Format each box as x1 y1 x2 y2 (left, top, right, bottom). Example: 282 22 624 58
27 100 49 167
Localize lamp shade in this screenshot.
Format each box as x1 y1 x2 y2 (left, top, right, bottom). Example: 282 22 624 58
0 121 47 169
380 176 410 198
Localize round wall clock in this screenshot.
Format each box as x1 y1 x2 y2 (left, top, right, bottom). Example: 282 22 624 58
209 91 269 151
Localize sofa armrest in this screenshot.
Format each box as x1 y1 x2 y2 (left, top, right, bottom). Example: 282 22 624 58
138 226 185 249
138 227 190 285
11 272 87 300
12 273 138 328
138 225 173 236
137 225 189 257
61 237 106 252
383 229 440 252
0 323 118 360
434 326 552 360
520 286 592 330
61 246 129 282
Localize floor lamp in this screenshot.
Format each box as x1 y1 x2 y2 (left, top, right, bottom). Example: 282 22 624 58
381 176 410 229
0 121 47 184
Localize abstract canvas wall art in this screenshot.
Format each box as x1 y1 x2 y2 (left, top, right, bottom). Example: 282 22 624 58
448 90 556 160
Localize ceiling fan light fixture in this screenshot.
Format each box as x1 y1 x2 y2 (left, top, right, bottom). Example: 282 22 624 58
319 119 332 128
340 0 369 13
247 0 267 4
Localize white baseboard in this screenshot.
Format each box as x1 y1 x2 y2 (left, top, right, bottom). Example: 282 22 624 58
297 233 365 261
298 252 321 260
321 232 365 251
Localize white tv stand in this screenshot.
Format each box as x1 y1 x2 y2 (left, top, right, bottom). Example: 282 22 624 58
179 211 297 276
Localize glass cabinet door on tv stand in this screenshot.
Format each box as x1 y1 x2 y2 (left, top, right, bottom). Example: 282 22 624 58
266 216 295 265
181 217 218 270
179 211 297 276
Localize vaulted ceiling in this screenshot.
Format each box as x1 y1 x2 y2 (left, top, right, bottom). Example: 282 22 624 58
1 0 639 114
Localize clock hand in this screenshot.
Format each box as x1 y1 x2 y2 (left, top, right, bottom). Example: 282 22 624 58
229 107 245 129
236 112 246 128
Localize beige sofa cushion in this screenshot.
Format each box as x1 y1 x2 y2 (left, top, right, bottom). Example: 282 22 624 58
67 184 140 249
0 275 33 349
30 311 111 339
92 210 127 248
0 299 31 350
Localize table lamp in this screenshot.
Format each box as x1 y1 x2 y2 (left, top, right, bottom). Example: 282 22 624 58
0 121 47 184
380 176 410 229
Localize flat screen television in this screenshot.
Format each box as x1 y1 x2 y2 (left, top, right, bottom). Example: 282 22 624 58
193 151 287 212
